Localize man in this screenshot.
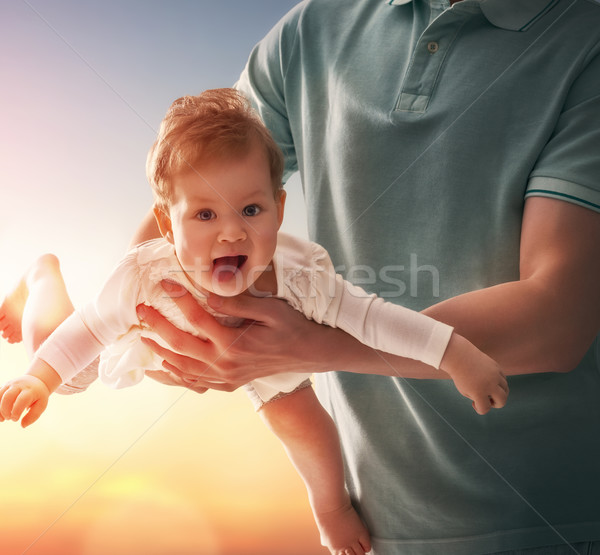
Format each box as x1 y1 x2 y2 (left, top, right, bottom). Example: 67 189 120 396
135 1 600 553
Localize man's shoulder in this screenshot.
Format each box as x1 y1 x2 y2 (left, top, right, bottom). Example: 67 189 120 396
294 0 380 29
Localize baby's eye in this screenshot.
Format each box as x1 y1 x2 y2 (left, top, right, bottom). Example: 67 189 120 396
242 204 261 217
196 209 215 221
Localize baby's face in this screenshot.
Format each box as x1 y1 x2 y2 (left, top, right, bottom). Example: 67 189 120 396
165 144 284 297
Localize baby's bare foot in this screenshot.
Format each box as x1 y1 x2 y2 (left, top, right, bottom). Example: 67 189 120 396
0 276 28 343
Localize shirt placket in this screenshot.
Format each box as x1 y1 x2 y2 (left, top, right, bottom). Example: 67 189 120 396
395 2 471 113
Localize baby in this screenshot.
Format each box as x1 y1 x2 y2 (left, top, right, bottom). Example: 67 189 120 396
0 88 508 555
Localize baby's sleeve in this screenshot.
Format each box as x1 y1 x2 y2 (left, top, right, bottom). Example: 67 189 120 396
35 250 142 384
35 312 105 384
329 277 454 370
279 236 452 368
244 374 313 411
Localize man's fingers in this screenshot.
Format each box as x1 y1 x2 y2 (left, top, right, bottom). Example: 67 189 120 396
146 370 210 395
137 305 214 355
157 282 228 337
141 337 229 390
184 384 209 394
140 337 210 378
207 292 283 325
144 369 183 387
140 336 179 361
161 361 237 392
158 279 188 298
136 305 189 350
141 337 238 391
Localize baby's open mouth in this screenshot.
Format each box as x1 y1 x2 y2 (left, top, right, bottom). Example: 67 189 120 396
213 255 247 269
212 255 248 282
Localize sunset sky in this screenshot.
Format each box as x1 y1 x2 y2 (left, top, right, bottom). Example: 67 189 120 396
0 2 323 554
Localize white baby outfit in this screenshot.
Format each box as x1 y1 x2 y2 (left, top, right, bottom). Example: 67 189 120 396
38 233 453 408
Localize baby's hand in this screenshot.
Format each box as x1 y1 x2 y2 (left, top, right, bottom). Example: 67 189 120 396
315 503 372 555
0 375 50 427
440 333 508 415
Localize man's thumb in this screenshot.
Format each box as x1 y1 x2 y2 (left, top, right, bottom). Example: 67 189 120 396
207 292 276 322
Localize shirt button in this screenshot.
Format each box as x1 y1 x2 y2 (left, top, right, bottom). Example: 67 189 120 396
427 41 439 53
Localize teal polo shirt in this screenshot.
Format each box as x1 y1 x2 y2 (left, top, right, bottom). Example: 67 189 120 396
236 0 600 553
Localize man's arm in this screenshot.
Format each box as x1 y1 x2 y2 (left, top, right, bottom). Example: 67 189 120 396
138 197 600 389
424 197 600 374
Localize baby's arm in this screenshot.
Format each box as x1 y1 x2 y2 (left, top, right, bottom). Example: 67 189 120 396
259 386 371 555
0 357 62 427
334 279 508 414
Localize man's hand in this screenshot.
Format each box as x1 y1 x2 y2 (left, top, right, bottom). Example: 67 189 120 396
144 369 209 395
138 282 325 392
0 375 50 427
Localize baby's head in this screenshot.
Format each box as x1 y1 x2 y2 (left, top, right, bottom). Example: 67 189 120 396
147 89 287 296
147 88 284 211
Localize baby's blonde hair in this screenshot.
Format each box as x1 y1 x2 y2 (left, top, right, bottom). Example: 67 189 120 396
147 88 284 210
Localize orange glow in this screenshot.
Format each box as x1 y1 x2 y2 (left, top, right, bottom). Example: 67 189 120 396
0 341 324 555
0 3 315 552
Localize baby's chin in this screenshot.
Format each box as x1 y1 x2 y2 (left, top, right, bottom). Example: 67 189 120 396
207 275 250 298
209 276 274 299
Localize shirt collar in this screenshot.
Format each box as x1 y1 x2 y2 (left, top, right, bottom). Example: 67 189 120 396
386 0 560 31
479 0 559 31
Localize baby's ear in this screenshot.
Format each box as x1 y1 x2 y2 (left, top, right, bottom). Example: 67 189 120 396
276 189 286 228
153 205 174 243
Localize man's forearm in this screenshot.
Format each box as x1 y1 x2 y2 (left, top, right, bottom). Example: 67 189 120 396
423 277 597 375
314 276 594 378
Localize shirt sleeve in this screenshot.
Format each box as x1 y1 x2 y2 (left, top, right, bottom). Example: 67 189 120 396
35 250 142 383
234 3 304 184
526 50 600 213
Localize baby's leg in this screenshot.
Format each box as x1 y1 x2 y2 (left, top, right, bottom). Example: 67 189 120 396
0 254 74 358
0 254 98 395
259 386 371 555
0 254 98 394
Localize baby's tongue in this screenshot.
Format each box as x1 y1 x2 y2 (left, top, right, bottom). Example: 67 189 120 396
213 256 239 283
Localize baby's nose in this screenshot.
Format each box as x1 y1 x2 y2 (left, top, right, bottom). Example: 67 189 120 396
218 217 247 242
